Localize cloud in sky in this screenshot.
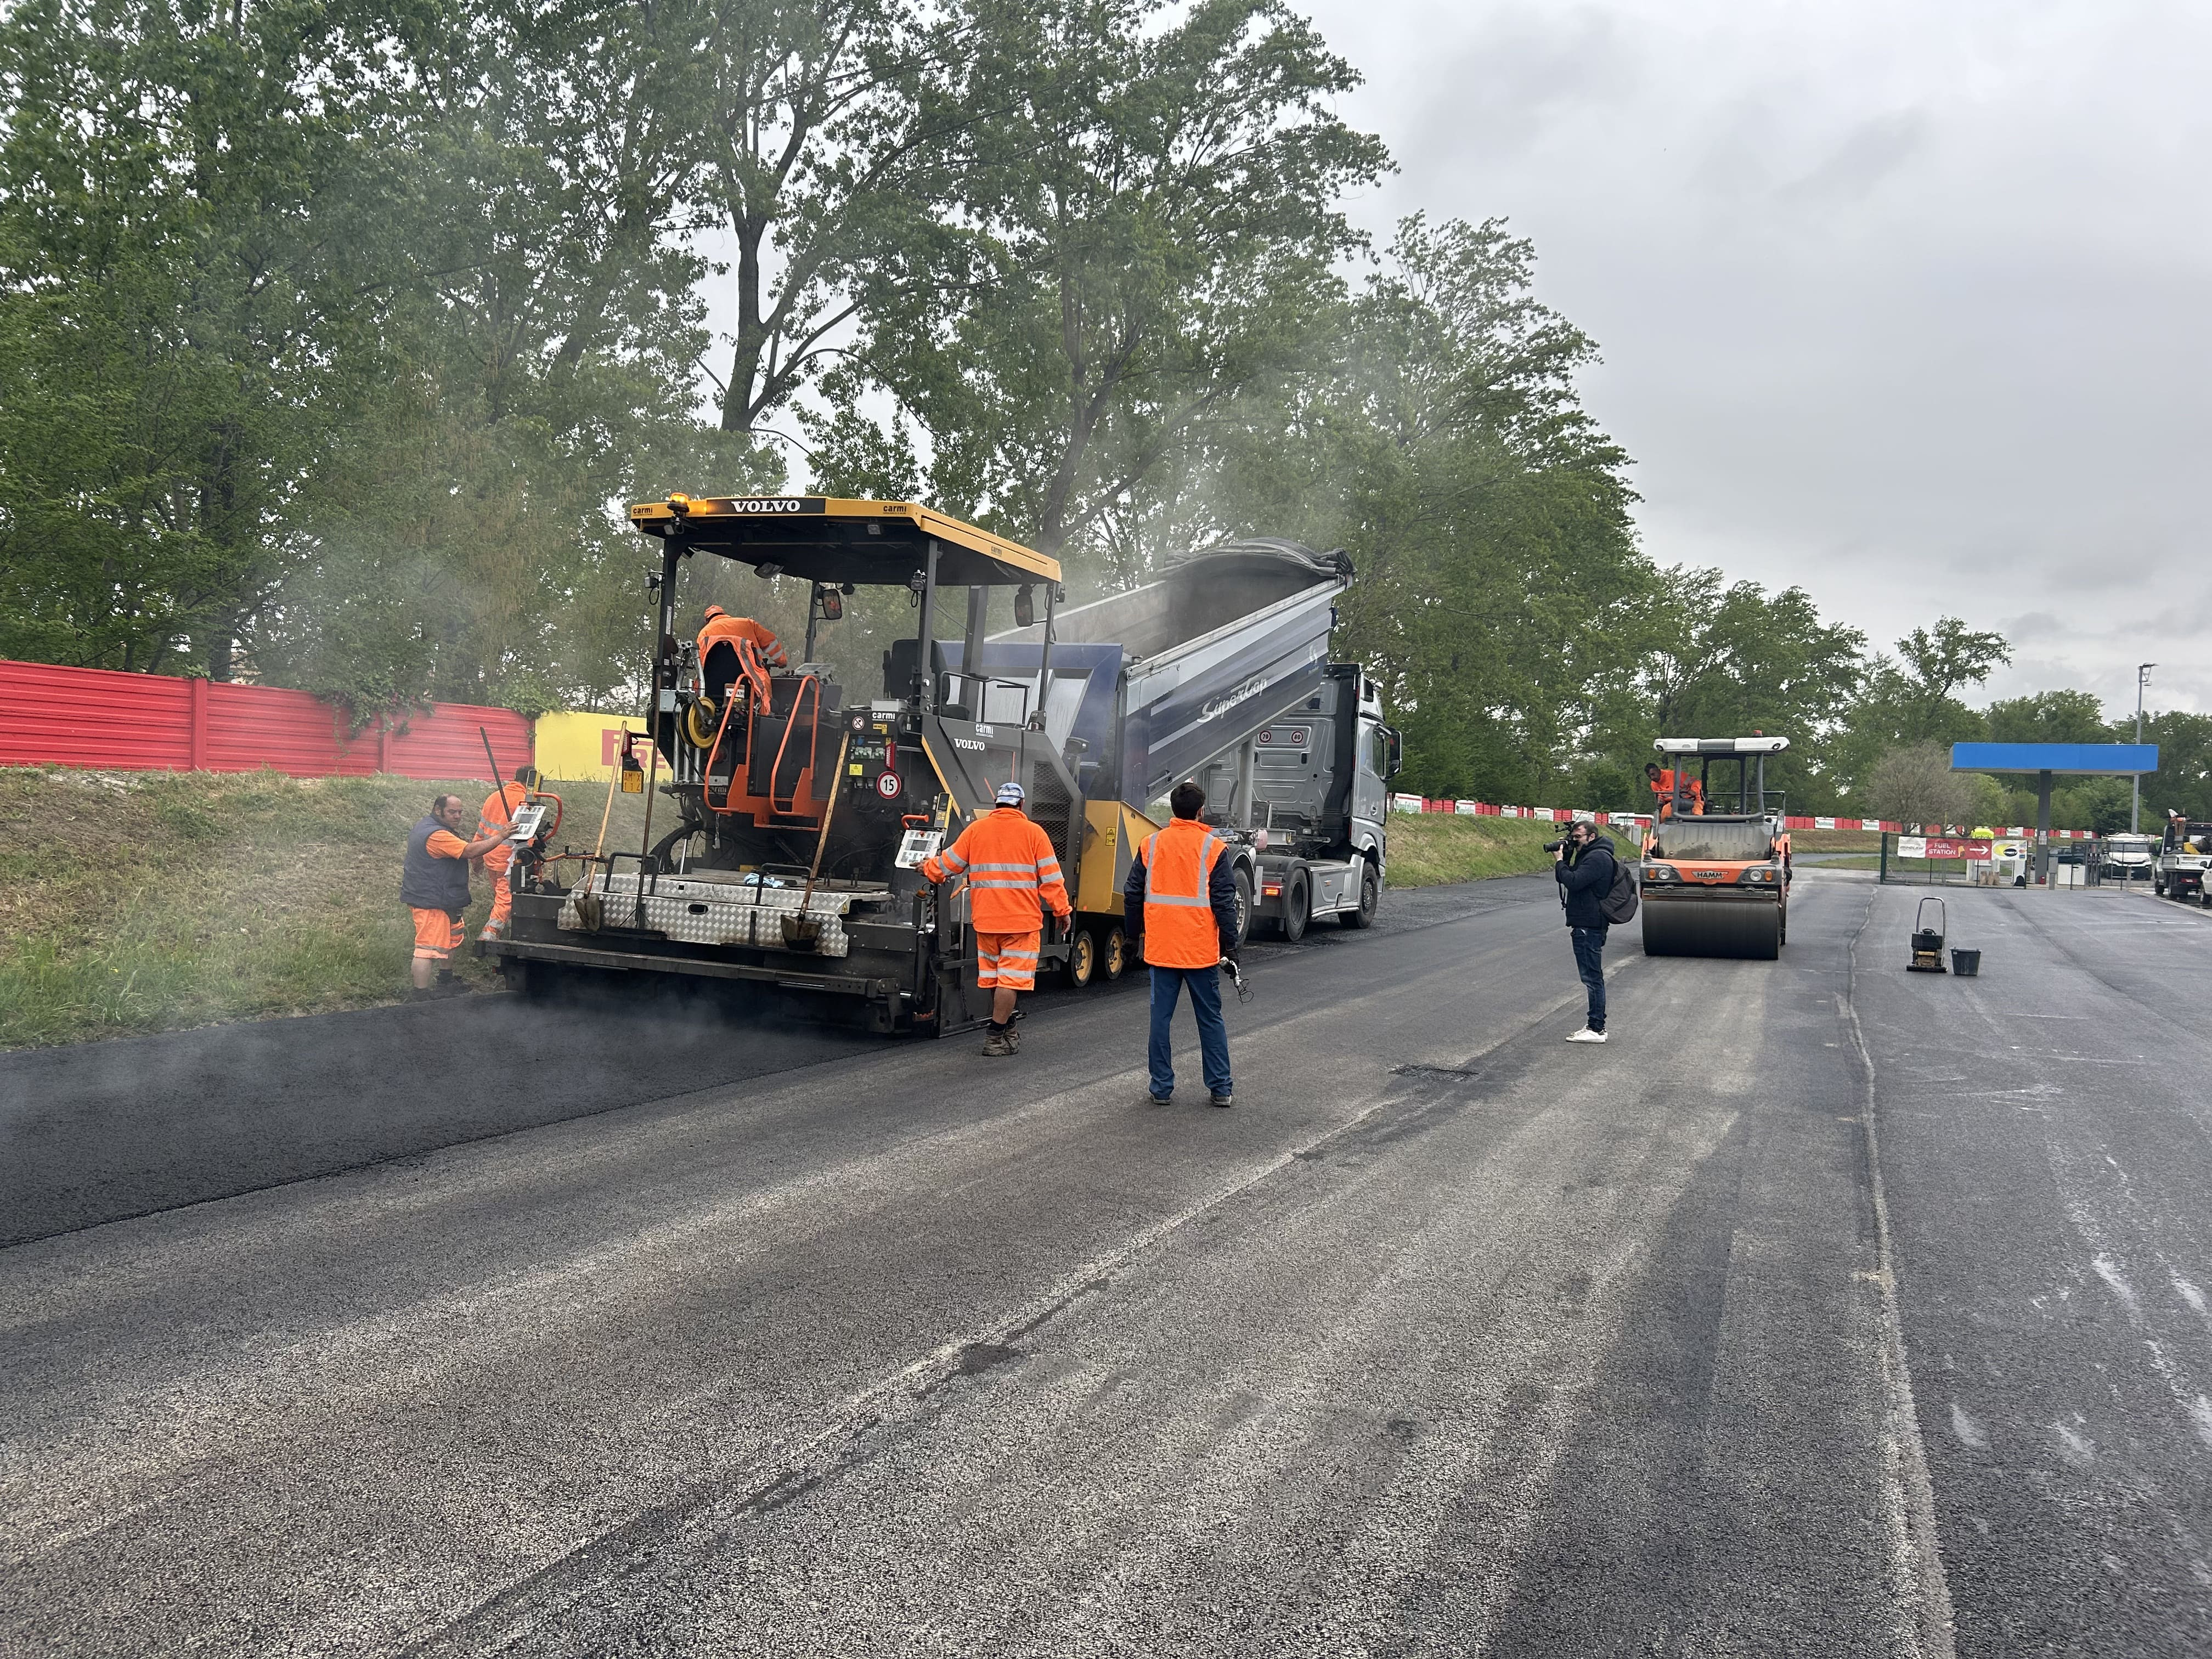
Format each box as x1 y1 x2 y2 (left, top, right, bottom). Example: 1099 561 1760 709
1305 0 2212 714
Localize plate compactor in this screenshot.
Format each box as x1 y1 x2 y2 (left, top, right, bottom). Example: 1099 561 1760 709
1639 736 1793 960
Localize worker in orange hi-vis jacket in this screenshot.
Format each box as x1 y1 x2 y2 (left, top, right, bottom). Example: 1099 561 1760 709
921 780 1073 1056
697 605 787 708
1646 762 1704 820
476 765 542 942
402 793 513 998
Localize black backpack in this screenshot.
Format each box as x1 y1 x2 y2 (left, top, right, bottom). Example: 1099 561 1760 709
1599 851 1639 924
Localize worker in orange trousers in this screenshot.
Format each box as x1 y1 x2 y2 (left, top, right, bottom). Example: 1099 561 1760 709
476 765 542 942
922 780 1073 1055
403 793 512 997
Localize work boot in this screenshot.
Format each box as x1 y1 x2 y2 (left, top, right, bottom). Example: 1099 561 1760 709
433 975 473 998
981 1025 1018 1057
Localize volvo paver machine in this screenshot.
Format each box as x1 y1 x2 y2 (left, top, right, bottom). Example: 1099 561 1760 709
1639 736 1793 959
490 496 1390 1031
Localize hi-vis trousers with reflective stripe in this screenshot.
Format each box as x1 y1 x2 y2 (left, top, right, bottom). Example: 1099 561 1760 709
975 930 1041 990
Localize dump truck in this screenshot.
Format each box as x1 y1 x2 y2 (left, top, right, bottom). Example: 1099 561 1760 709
490 498 1401 1031
970 538 1403 948
1638 736 1793 959
2153 817 2212 904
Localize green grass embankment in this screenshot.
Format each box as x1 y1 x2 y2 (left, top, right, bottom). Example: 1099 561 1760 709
0 767 646 1050
1384 812 1565 887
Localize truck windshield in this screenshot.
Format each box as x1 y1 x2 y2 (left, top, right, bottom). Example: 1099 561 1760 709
1649 820 1773 862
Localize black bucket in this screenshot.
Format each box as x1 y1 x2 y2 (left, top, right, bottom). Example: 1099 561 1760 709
1951 948 1981 977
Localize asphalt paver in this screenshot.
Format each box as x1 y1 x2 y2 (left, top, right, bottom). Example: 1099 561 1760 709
4 869 2209 1655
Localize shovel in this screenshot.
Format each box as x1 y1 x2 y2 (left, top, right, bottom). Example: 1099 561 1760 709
782 729 853 951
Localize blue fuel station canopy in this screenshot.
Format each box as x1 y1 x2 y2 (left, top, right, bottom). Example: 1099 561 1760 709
1950 742 2159 775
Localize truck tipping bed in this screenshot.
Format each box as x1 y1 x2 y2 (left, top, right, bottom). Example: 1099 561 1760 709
961 539 1353 810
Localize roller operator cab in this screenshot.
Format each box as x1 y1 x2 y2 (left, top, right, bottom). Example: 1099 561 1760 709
1639 736 1793 960
489 497 1400 1032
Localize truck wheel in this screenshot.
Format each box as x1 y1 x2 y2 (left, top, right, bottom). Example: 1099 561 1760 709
1339 862 1379 929
1100 926 1128 981
1064 927 1097 989
1280 870 1310 943
1232 866 1255 950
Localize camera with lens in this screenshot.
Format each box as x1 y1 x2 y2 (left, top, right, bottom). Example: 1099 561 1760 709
1542 837 1568 853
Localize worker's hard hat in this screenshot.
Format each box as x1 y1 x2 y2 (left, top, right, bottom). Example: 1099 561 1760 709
996 781 1026 806
703 603 727 620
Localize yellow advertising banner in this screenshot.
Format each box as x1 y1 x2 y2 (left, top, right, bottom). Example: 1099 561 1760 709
533 710 652 781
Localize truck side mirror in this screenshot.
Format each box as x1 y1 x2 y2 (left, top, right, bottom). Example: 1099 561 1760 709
1014 584 1036 629
1384 727 1403 778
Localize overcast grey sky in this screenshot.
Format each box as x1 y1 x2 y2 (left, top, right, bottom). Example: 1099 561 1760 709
1301 0 2212 715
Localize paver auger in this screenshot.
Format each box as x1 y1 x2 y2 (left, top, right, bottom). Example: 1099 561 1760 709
1639 736 1793 960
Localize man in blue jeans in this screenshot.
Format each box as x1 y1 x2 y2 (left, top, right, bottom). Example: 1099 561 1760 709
1125 780 1242 1105
1554 820 1616 1043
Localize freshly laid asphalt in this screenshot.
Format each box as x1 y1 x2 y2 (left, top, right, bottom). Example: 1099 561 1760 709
4 868 2210 1655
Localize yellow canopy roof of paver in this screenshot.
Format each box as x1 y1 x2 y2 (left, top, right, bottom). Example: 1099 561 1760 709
628 496 1058 588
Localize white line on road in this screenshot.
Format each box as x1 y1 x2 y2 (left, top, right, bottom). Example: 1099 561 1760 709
1842 899 1961 1659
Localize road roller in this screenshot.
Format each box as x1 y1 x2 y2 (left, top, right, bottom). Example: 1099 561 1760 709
1639 735 1792 960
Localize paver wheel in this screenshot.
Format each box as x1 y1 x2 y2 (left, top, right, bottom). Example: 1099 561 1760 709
1063 927 1097 989
1099 925 1128 981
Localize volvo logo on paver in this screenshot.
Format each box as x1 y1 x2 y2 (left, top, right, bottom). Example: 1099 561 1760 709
727 496 825 514
953 738 986 751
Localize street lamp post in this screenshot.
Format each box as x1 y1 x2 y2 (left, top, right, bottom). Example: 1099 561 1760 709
2132 663 2155 833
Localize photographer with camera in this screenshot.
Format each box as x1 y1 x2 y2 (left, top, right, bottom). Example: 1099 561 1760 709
1552 821 1617 1044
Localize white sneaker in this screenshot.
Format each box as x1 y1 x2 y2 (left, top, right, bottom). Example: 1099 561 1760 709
1566 1028 1609 1043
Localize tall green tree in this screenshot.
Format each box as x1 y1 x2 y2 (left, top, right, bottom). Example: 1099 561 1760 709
1198 217 1646 804
830 0 1387 557
1983 689 2109 744
254 0 769 715
1585 569 1867 812
1832 617 2011 802
0 0 394 676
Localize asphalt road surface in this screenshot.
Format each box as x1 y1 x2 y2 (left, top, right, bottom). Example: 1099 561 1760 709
4 871 2210 1656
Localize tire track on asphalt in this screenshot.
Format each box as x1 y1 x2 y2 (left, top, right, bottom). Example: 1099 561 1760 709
1840 881 1961 1659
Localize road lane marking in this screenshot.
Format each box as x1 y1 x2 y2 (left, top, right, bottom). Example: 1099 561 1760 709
1842 895 1961 1659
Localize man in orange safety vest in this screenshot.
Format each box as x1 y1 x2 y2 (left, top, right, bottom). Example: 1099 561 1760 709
922 780 1073 1056
1124 778 1242 1107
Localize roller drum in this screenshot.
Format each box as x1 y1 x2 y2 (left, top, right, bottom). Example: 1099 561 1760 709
1641 896 1781 960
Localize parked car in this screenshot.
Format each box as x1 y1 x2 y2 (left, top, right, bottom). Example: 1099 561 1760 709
2102 833 2157 880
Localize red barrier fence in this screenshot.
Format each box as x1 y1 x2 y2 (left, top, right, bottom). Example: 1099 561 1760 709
0 659 533 782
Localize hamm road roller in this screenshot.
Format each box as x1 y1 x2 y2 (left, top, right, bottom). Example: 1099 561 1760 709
1639 736 1793 960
